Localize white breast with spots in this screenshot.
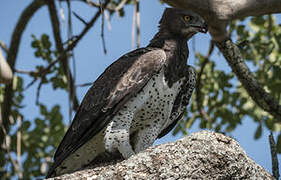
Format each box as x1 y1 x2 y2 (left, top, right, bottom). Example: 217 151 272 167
104 68 185 155
127 68 184 139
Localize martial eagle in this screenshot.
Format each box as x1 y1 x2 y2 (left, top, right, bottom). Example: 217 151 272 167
46 8 207 178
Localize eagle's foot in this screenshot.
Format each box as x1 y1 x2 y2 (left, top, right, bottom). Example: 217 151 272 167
104 124 135 159
118 144 135 159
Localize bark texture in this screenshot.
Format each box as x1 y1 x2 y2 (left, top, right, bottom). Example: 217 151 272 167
47 131 274 180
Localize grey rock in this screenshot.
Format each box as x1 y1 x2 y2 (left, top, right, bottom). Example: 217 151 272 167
47 131 274 180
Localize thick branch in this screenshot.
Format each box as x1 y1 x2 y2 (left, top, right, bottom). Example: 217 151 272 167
164 0 281 20
47 131 273 179
215 39 281 120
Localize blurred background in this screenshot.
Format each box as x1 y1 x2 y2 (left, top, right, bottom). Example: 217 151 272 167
0 0 280 179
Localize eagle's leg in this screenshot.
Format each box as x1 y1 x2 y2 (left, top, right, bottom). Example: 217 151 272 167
133 122 163 153
104 111 135 159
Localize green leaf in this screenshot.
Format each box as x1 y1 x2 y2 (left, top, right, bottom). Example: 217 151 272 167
254 124 262 139
41 34 51 49
31 40 39 48
21 121 31 131
40 104 48 116
251 16 265 26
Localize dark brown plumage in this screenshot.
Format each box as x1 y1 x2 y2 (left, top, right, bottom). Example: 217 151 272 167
46 8 207 178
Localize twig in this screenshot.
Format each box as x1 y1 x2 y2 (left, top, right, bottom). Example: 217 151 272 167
76 82 93 87
25 78 37 90
73 11 89 26
215 39 281 120
104 10 112 30
16 57 59 90
84 0 104 8
15 58 59 77
131 6 136 49
36 80 43 105
114 0 128 12
14 69 33 75
0 40 8 53
82 0 127 12
58 0 66 27
99 0 107 54
67 0 73 42
195 41 214 122
269 133 280 179
65 0 110 52
16 116 22 179
135 0 140 48
67 0 78 123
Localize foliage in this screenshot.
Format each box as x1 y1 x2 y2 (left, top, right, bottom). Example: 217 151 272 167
21 104 66 179
0 34 67 179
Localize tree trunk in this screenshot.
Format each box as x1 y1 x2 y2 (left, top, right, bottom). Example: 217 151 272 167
46 131 274 179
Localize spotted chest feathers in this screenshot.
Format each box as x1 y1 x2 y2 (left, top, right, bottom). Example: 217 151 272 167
130 69 183 133
104 68 185 155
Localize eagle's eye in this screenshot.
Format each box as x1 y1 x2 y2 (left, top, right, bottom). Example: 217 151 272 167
183 15 191 22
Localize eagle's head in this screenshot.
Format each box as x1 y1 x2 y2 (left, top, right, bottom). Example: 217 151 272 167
159 8 208 38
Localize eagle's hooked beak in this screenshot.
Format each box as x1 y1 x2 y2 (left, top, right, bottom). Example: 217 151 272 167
199 23 208 33
191 22 208 33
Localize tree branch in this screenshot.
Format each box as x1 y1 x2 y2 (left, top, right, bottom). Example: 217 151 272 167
46 0 79 112
164 0 281 19
269 133 280 179
215 39 281 120
99 0 107 54
65 0 110 52
72 11 88 26
16 116 23 179
81 0 127 12
135 0 140 48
